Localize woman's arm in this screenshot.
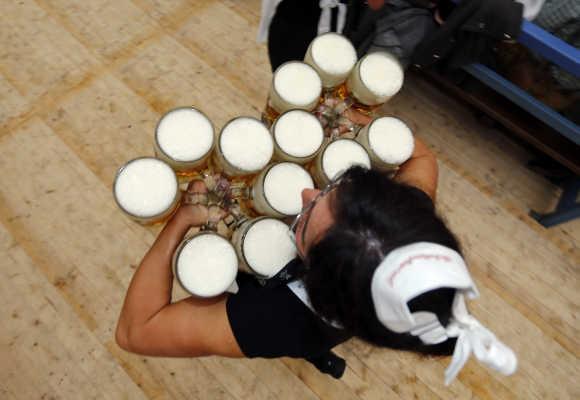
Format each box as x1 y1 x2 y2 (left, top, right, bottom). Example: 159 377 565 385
115 181 243 357
393 136 438 201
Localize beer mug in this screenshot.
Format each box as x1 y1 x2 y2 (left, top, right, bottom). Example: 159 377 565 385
304 33 357 89
154 107 215 176
213 117 274 178
341 51 404 112
113 157 181 225
271 110 324 164
312 138 371 187
172 231 239 297
231 217 297 278
263 61 322 125
356 116 414 171
252 162 314 218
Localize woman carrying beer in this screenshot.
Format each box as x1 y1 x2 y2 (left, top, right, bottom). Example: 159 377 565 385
115 117 517 384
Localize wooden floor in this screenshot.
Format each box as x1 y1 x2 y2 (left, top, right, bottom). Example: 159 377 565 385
1 1 578 399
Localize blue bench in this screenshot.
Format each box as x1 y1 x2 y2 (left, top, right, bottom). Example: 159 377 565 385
462 20 580 227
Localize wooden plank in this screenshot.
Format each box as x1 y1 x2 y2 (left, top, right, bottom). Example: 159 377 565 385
222 0 262 25
455 283 579 400
115 35 260 128
0 74 29 126
344 334 514 400
436 162 579 350
333 345 404 400
201 358 278 400
174 1 271 106
342 268 579 400
130 0 214 28
438 166 578 398
42 73 159 184
340 340 471 400
0 0 98 102
282 358 370 400
0 0 213 136
0 119 235 400
37 0 158 60
0 223 147 400
244 359 321 400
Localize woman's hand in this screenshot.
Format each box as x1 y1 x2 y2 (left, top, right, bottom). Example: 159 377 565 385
175 179 228 228
175 179 210 227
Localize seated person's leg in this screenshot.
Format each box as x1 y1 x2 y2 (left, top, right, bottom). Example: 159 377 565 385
267 0 321 71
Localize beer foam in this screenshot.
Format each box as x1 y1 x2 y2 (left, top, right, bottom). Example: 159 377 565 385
360 52 404 97
176 234 238 297
243 218 297 277
368 117 414 165
264 162 314 215
156 108 213 161
274 62 322 106
311 33 357 75
323 139 371 181
221 118 274 171
114 158 178 218
274 110 324 158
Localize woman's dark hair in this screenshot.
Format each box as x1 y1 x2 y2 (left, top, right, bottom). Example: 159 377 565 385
304 166 461 355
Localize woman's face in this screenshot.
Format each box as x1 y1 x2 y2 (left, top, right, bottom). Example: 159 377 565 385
295 188 336 257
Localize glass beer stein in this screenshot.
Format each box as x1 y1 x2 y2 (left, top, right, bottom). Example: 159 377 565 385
251 162 314 218
271 109 324 164
172 231 239 297
339 51 404 114
212 117 274 179
231 217 297 278
154 107 215 176
262 61 322 126
304 32 357 90
113 157 181 225
355 116 414 171
311 138 371 187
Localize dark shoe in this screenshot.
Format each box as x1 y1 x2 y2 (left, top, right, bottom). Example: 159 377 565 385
305 351 346 379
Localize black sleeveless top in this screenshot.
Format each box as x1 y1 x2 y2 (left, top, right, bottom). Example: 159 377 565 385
226 259 351 358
